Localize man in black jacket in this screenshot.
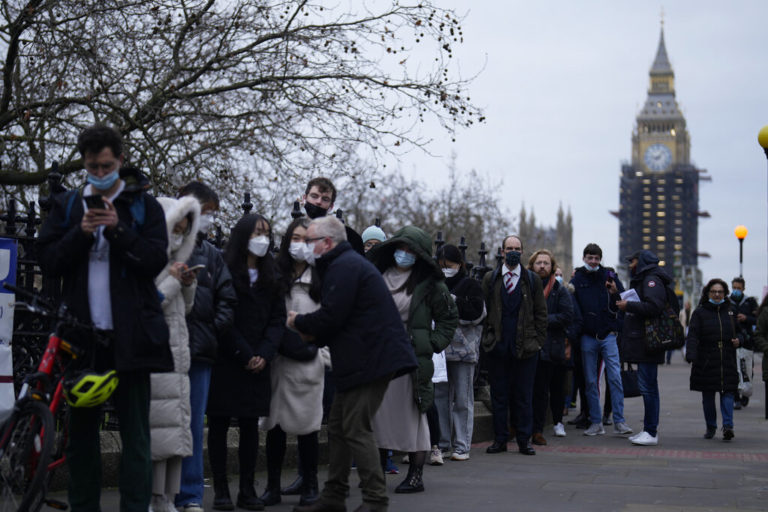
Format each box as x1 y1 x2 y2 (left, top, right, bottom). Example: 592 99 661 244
37 124 171 512
287 216 417 512
174 182 237 512
729 277 758 408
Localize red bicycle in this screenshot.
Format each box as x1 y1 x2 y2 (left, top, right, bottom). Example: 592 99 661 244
0 283 96 512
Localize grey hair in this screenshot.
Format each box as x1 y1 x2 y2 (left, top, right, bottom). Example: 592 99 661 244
310 216 347 243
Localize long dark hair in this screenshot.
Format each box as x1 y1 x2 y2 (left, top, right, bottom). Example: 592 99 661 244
223 213 276 295
698 278 729 307
276 217 322 302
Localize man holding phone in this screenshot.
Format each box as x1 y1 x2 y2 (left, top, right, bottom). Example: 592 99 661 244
569 243 633 437
38 124 172 512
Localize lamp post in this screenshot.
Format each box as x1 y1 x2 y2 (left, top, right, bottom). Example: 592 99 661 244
734 225 748 278
757 125 768 419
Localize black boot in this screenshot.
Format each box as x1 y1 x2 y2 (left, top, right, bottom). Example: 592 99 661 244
237 472 265 511
299 468 320 506
282 473 304 495
394 465 424 494
260 465 282 506
213 478 235 511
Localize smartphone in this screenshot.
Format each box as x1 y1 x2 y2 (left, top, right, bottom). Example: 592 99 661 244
83 194 106 210
182 264 206 275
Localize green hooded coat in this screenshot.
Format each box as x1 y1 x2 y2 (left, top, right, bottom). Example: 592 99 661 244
369 226 459 412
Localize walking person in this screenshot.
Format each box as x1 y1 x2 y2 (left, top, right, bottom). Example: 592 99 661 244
434 244 486 460
728 277 758 409
149 196 200 511
685 278 741 441
260 218 330 507
750 294 768 399
368 226 458 492
208 214 286 510
614 250 673 446
528 250 573 445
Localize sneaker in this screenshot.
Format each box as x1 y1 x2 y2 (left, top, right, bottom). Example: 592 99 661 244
450 452 470 461
384 457 399 474
613 422 633 435
553 422 566 437
583 423 605 436
429 446 444 466
723 427 734 441
183 505 204 512
401 454 410 464
628 432 641 442
630 431 658 446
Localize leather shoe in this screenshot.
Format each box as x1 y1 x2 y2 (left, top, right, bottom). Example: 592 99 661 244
531 433 547 446
518 441 536 456
485 441 507 454
567 412 586 426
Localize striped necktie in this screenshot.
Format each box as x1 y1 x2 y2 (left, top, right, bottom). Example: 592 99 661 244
504 271 516 294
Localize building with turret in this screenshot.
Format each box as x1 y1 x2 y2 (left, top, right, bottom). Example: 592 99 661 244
519 204 573 279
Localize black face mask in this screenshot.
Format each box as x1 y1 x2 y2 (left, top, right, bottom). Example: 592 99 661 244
505 250 521 268
304 202 328 219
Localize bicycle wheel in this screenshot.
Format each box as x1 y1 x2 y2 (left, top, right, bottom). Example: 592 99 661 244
0 400 55 512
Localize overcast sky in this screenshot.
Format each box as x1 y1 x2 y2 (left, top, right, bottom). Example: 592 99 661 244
398 1 768 298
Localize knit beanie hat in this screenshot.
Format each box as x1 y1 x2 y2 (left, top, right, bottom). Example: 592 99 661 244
362 225 387 244
437 244 463 264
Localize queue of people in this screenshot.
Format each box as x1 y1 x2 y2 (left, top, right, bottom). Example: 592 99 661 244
35 123 762 512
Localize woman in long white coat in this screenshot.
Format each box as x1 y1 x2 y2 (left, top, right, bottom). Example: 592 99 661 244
150 196 200 512
259 217 330 508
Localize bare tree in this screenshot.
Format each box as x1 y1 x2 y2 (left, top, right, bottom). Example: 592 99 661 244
0 0 482 203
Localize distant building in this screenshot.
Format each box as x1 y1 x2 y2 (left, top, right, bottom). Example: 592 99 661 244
613 26 707 300
519 203 573 279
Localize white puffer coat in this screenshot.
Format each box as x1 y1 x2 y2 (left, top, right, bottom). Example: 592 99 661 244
260 267 330 435
149 196 200 460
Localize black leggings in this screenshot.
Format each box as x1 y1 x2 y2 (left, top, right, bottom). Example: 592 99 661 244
266 425 319 477
208 416 259 480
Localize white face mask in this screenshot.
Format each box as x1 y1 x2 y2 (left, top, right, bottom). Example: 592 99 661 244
305 242 319 266
289 241 308 262
198 213 214 234
248 236 270 257
442 267 459 278
170 233 184 252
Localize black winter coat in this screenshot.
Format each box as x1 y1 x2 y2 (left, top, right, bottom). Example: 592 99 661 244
621 253 671 365
686 302 739 393
37 168 172 373
729 295 758 349
570 266 624 338
207 258 285 418
294 242 418 392
541 278 574 364
185 238 237 363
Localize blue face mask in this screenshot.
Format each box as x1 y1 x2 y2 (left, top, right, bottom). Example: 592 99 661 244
394 249 416 268
709 298 725 306
87 169 120 191
731 289 743 300
555 276 563 284
584 263 600 272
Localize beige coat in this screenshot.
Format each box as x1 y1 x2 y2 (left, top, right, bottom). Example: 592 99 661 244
149 196 199 460
260 267 330 435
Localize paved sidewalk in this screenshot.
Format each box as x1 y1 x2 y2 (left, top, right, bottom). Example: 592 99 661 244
49 354 768 511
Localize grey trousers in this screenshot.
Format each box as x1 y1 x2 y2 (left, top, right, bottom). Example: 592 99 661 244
434 361 476 455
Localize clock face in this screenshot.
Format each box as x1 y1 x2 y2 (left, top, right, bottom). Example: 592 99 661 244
644 144 672 171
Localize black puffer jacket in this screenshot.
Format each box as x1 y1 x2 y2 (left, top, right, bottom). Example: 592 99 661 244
541 278 573 364
185 237 237 363
686 301 739 393
621 251 671 365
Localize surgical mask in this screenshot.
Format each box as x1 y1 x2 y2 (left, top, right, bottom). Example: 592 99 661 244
170 234 184 252
87 168 120 191
442 267 458 278
304 202 328 219
505 250 521 268
731 289 743 300
394 249 416 268
555 276 563 284
709 298 725 306
198 214 214 234
305 242 319 266
584 263 600 272
289 241 308 262
248 236 269 257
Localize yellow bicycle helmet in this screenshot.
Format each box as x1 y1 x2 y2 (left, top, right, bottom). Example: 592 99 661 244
63 370 119 408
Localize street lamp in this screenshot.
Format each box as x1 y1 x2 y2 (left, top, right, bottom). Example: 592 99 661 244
757 125 768 420
734 225 748 278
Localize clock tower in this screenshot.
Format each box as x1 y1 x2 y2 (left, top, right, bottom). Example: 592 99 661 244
616 25 707 299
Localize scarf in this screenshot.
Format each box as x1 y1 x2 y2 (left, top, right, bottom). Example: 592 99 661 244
542 273 556 299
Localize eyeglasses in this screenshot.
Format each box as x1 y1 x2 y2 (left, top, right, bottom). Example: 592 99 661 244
304 236 325 246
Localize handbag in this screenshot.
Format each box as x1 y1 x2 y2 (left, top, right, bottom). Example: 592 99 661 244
621 363 641 398
644 304 685 354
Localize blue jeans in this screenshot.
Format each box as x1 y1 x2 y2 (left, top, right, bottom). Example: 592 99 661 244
637 363 659 436
702 391 734 429
175 361 212 507
581 334 624 425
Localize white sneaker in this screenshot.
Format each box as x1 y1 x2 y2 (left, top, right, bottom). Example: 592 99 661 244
401 454 410 464
182 505 204 512
450 452 470 461
429 445 444 465
613 422 634 435
628 432 641 442
553 422 566 437
630 431 658 446
583 423 605 436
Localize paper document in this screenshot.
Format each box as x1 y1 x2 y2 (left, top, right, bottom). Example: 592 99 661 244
620 289 640 302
